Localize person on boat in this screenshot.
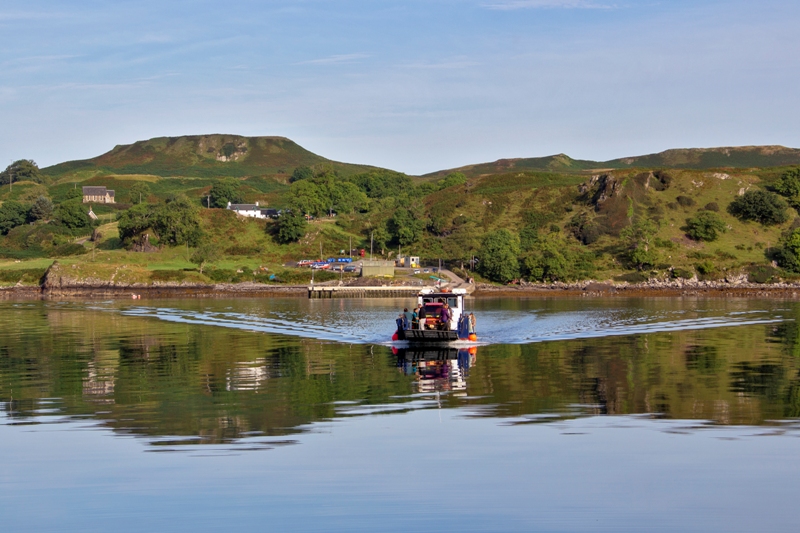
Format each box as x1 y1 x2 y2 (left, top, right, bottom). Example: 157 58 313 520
403 308 414 330
439 303 451 330
469 313 476 334
417 304 427 329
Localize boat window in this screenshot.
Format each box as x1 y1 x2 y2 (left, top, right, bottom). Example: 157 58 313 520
448 297 458 308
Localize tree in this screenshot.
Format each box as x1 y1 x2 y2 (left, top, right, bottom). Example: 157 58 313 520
620 219 658 270
29 196 54 221
54 201 91 231
117 203 153 244
778 228 800 272
0 160 44 185
190 244 219 274
151 195 202 246
331 181 368 214
775 168 800 199
685 211 727 242
290 166 314 183
117 196 201 247
209 178 243 208
128 182 151 205
522 235 571 282
64 187 83 201
388 207 425 246
477 229 520 283
0 201 29 235
289 179 326 217
438 172 467 190
728 189 788 225
275 211 307 244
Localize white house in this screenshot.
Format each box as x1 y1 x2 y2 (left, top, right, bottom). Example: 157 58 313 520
227 201 264 218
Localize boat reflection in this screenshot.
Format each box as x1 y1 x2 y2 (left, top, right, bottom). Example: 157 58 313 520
393 346 478 393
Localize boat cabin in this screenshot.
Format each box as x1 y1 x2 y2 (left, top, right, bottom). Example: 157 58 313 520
417 288 467 331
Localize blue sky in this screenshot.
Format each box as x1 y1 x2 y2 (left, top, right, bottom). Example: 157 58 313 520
1 0 799 174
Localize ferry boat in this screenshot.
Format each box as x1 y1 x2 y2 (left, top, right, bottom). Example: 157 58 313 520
392 288 477 343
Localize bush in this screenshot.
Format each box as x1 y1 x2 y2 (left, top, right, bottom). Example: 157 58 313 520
695 260 716 277
728 189 789 225
613 272 649 283
676 195 695 207
0 268 47 284
654 238 676 249
703 202 720 212
747 265 779 284
685 211 726 242
671 268 694 279
49 243 88 257
150 270 186 282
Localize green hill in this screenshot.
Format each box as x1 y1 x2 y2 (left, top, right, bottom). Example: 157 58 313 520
605 145 800 170
42 134 381 181
425 145 800 178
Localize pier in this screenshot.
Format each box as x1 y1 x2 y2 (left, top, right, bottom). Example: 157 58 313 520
308 286 424 298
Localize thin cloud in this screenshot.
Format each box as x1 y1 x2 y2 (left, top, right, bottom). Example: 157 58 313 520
484 0 615 9
297 53 370 65
402 59 480 70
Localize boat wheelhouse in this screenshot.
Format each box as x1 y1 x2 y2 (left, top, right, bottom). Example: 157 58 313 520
393 288 477 343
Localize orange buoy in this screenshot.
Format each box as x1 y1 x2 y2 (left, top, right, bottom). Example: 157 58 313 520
391 333 399 341
468 334 477 341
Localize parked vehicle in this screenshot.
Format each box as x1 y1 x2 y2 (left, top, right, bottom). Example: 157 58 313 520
413 269 421 274
311 262 330 269
422 268 430 273
297 260 314 267
344 266 358 273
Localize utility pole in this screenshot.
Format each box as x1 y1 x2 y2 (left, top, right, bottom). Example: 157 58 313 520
349 236 352 259
370 232 374 260
319 241 323 261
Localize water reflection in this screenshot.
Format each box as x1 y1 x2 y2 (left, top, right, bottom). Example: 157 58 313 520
2 301 800 449
394 346 477 392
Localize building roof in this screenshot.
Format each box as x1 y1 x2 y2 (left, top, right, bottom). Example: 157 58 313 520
228 204 260 211
82 186 108 196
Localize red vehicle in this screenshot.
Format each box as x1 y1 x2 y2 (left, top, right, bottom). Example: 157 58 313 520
359 249 365 257
297 260 314 267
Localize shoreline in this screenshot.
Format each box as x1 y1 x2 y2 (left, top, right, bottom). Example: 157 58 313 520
3 279 800 300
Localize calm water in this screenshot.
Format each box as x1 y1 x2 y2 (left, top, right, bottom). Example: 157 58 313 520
2 297 800 532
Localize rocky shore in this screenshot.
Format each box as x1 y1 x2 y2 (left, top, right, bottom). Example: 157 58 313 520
2 261 799 300
474 277 800 298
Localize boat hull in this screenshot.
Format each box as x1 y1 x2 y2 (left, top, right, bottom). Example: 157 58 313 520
396 328 461 342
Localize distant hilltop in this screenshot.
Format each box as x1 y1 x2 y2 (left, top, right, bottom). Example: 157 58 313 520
424 145 800 178
39 134 800 180
42 134 379 180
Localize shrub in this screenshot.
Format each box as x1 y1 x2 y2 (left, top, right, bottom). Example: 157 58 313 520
150 270 186 282
685 211 726 242
747 265 779 284
728 189 789 225
654 238 676 249
676 195 695 207
695 260 716 276
671 268 694 279
613 272 649 283
703 202 720 212
775 168 800 199
49 243 88 257
0 268 47 284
